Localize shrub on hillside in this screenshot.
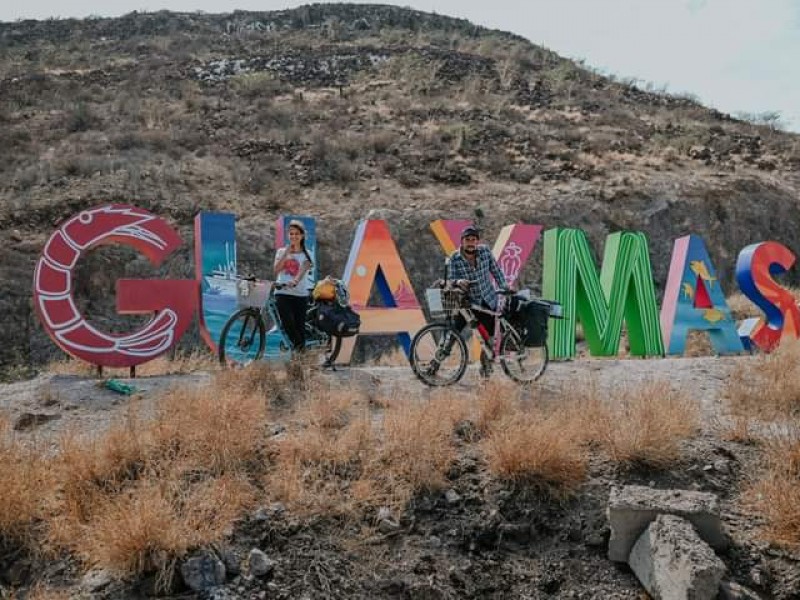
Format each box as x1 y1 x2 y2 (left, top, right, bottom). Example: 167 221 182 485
64 101 99 133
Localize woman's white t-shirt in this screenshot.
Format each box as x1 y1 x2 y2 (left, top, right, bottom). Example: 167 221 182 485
274 247 310 297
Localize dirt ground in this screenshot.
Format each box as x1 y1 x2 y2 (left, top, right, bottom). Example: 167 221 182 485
1 355 799 599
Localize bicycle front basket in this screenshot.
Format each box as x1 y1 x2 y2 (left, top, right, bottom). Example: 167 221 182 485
236 280 271 309
425 288 463 319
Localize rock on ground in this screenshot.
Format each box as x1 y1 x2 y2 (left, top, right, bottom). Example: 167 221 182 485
248 548 276 578
607 485 726 562
628 514 726 600
180 551 226 591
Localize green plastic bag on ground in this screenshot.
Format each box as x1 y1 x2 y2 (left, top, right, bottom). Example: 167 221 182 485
103 379 137 395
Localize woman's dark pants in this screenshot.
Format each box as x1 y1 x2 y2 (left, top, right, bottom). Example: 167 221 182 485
276 294 308 351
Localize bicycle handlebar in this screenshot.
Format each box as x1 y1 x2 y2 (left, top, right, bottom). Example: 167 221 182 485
438 279 514 296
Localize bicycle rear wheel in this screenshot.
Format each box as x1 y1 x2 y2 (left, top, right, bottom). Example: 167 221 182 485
218 308 266 366
500 327 548 383
410 323 468 386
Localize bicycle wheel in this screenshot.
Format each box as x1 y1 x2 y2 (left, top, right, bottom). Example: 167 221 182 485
218 308 266 366
499 327 548 383
410 323 468 386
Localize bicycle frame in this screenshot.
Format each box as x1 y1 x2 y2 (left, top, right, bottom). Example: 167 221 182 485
446 297 519 363
262 287 330 353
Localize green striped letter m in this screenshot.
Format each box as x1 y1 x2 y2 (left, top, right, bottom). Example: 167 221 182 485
543 228 665 359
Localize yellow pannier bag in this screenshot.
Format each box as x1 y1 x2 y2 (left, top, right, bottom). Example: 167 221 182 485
312 278 337 302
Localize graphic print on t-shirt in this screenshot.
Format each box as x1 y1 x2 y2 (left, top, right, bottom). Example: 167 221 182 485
283 257 300 277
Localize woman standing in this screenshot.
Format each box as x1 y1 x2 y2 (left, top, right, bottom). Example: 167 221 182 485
274 220 313 351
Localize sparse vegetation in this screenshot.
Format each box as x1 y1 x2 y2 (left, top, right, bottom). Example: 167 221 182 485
44 368 269 582
482 408 587 497
576 380 699 468
744 430 800 550
725 338 800 421
0 418 52 548
0 357 712 589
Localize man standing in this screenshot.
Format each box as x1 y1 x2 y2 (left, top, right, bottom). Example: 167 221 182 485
448 226 510 377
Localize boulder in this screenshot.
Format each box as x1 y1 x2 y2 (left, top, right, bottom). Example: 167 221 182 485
628 514 725 600
248 548 276 578
607 485 726 562
180 551 226 591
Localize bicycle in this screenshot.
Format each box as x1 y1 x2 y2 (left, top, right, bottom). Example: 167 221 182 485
217 278 342 367
409 282 560 386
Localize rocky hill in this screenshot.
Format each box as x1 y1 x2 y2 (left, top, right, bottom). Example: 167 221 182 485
1 4 799 375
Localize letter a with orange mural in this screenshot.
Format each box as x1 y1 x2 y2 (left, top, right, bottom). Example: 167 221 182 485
338 219 427 363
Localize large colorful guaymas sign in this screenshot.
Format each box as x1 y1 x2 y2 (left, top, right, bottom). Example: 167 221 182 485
33 204 800 368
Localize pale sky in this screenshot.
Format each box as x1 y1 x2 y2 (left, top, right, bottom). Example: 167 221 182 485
3 0 799 132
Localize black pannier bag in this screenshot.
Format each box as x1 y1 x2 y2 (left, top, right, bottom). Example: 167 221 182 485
317 302 361 337
516 299 551 347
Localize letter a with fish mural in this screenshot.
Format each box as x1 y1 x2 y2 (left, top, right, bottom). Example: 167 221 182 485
660 235 743 355
338 219 427 363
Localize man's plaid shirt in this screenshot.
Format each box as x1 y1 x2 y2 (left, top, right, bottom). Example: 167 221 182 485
448 245 508 310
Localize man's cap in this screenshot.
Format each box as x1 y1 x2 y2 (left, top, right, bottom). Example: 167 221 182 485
460 225 480 239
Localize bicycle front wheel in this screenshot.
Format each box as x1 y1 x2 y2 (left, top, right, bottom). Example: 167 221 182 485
218 308 266 366
500 327 548 383
410 323 468 386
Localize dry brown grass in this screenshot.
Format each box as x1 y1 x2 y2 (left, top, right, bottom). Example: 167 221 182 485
744 429 800 550
0 418 53 548
726 292 761 322
46 368 268 580
482 408 587 497
267 391 467 515
268 413 376 514
722 416 760 444
474 379 519 436
725 338 800 422
577 380 699 468
0 363 283 593
379 397 466 494
151 380 267 475
77 475 254 578
298 386 367 430
684 331 714 357
0 358 706 588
